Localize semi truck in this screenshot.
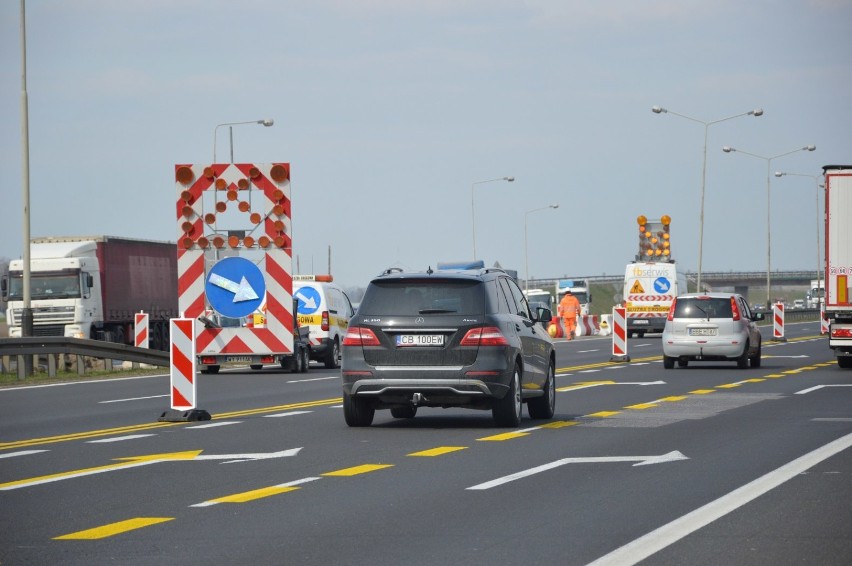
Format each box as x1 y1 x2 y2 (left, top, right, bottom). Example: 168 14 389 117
806 279 825 309
2 236 179 350
622 215 687 337
823 166 852 368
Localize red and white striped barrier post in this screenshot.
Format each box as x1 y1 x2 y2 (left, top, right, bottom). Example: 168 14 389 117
821 304 830 335
158 317 210 422
134 311 149 349
610 306 630 362
772 302 787 342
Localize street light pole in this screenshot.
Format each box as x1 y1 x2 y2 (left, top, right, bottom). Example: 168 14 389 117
213 119 274 163
722 145 816 307
524 204 559 291
471 176 514 260
652 106 763 291
775 171 824 301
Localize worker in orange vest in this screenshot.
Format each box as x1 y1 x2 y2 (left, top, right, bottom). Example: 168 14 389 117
558 289 581 340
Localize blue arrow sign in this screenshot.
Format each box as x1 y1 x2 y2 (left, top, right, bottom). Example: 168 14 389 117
653 277 671 294
295 286 321 315
206 257 265 319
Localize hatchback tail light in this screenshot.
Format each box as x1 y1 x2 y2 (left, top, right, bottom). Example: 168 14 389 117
321 311 329 331
667 298 677 321
460 326 509 347
342 327 380 346
731 297 741 321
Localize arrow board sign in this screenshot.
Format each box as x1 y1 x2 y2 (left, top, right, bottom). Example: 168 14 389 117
205 256 266 319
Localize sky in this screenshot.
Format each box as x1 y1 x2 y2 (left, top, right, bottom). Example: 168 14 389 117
2 0 851 292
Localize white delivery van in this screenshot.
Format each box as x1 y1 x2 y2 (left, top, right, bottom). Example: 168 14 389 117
293 275 355 368
623 261 687 337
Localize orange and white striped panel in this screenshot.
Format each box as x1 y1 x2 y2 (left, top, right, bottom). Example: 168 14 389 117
175 163 293 356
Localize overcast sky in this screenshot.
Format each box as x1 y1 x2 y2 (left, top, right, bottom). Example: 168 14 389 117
2 0 850 289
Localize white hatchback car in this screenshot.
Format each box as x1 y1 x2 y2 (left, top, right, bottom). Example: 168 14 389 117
662 292 764 369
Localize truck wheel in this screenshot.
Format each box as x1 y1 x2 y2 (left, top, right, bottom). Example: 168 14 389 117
324 338 340 369
202 365 220 375
343 392 374 427
300 348 309 373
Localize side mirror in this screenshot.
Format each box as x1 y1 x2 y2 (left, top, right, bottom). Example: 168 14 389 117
535 307 552 323
753 312 765 322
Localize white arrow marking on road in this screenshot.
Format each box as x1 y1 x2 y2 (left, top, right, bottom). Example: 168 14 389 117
209 273 259 302
294 290 317 310
467 451 688 490
795 384 852 395
0 448 302 491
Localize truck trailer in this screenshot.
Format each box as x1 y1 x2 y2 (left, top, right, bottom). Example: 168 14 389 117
2 236 179 350
824 165 852 368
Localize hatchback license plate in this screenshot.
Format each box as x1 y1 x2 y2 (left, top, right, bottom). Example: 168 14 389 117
397 334 444 347
688 328 717 337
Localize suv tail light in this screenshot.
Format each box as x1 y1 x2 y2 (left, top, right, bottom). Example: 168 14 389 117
321 311 329 331
667 298 677 321
342 327 380 346
730 297 741 321
460 326 509 347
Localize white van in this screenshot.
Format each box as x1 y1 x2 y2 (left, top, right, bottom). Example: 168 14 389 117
293 275 355 368
622 261 688 338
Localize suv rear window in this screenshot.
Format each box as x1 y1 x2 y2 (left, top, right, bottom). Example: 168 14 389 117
673 297 733 319
358 279 486 316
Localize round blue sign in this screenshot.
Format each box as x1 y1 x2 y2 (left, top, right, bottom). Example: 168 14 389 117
295 286 322 315
653 277 672 294
205 257 265 319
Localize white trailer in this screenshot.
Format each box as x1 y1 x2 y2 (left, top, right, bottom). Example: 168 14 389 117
824 165 852 368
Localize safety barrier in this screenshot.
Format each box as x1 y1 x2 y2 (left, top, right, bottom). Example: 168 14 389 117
598 314 612 336
610 307 630 362
158 318 209 422
575 315 600 337
134 312 149 349
773 302 787 342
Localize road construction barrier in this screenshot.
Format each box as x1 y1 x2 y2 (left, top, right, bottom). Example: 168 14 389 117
575 315 600 336
773 302 786 342
134 311 149 349
610 307 630 362
158 317 210 422
821 305 830 335
599 314 612 336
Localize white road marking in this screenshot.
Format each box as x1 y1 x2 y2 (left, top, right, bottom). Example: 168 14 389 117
87 434 157 443
263 411 313 418
187 421 242 429
99 394 169 404
796 384 852 395
587 431 852 566
0 450 49 459
287 376 339 384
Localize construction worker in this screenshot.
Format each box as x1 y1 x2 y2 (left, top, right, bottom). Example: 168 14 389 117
559 289 580 340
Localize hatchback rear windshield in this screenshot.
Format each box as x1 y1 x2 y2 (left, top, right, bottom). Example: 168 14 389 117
673 297 733 319
358 279 486 316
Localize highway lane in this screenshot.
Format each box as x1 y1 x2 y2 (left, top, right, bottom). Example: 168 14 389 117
2 321 851 564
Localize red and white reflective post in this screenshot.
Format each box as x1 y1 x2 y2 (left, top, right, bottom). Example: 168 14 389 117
610 306 630 362
158 317 210 422
772 302 787 342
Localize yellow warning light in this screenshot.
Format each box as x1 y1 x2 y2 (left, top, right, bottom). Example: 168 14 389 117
655 249 662 256
228 235 240 248
237 178 249 190
204 213 216 225
238 201 250 212
176 166 194 185
274 220 286 233
249 167 260 179
212 236 225 249
197 237 209 249
181 237 194 250
637 215 647 226
215 201 227 213
645 231 651 238
645 249 654 256
272 189 284 202
215 178 227 190
181 205 194 219
250 212 262 225
661 215 671 226
203 166 215 180
180 190 192 202
663 249 670 256
273 204 285 216
243 236 255 248
274 235 287 248
181 221 194 234
227 190 238 201
270 164 289 183
664 241 670 248
651 237 658 244
258 236 271 248
663 233 670 240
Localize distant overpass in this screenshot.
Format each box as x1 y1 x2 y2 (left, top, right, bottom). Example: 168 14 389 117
527 270 820 291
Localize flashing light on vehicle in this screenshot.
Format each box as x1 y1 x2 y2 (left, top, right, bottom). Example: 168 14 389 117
637 213 672 261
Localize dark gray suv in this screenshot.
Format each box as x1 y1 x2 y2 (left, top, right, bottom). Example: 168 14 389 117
341 267 556 427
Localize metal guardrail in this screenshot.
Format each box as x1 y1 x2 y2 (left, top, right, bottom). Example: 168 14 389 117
0 337 169 380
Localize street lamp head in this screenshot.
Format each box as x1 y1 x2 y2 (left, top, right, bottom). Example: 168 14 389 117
651 106 666 114
505 176 515 182
774 171 785 177
805 145 816 151
260 119 274 127
550 204 559 209
751 108 764 117
722 146 734 153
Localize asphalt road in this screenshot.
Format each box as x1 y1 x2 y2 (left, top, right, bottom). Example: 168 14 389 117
1 321 851 565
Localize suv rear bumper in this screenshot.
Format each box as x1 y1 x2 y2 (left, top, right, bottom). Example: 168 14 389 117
663 338 746 359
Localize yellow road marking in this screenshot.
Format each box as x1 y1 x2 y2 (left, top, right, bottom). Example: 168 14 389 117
765 374 786 378
477 432 529 441
716 383 741 389
322 464 393 476
54 517 173 540
586 411 620 418
408 446 467 457
207 485 299 504
539 420 579 429
690 389 716 395
625 403 657 410
660 396 687 402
